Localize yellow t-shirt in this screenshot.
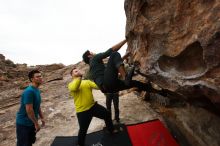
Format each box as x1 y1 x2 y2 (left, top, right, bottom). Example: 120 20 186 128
68 78 99 113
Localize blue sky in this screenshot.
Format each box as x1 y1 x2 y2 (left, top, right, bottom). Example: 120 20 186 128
0 0 127 65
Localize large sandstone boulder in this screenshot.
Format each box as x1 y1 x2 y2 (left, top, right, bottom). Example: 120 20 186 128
125 0 220 108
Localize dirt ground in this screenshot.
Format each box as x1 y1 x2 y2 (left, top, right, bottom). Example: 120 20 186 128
0 89 162 146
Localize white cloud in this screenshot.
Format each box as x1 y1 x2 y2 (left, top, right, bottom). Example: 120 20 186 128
0 0 126 65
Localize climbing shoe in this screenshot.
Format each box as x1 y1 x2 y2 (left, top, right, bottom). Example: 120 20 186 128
158 89 168 97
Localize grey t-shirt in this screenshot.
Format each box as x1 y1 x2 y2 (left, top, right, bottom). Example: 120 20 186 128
89 48 113 88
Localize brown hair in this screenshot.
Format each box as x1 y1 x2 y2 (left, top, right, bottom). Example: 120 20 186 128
28 69 40 82
70 66 77 75
82 50 91 64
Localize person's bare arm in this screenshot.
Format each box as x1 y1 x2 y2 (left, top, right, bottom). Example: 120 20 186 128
111 39 127 52
39 107 45 127
26 104 40 132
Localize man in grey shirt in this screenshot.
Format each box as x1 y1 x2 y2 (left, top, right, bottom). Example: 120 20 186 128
82 39 167 96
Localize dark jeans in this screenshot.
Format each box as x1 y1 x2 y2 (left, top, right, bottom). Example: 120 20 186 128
76 103 113 146
16 124 36 146
105 92 119 121
103 52 151 93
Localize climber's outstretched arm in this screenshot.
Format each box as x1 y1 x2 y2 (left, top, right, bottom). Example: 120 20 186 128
111 39 127 52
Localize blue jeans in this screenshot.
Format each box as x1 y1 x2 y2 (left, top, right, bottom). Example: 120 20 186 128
16 124 36 146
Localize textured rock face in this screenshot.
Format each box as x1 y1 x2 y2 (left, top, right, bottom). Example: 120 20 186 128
125 0 220 107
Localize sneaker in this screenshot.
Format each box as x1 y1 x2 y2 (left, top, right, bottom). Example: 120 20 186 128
113 119 120 125
103 127 119 135
112 128 120 134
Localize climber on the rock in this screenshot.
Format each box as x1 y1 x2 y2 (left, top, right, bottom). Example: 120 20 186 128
82 39 167 96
